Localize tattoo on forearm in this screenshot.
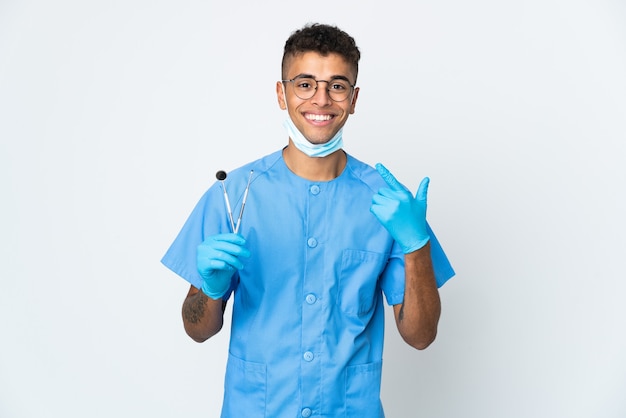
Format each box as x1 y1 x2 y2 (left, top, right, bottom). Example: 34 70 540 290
183 293 206 324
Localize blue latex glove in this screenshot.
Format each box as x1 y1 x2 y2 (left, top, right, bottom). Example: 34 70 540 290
370 163 430 254
196 233 250 300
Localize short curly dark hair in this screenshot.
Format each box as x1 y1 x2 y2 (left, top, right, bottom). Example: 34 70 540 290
281 23 361 81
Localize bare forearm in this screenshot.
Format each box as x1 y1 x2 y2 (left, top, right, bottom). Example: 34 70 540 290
182 285 225 342
395 242 441 349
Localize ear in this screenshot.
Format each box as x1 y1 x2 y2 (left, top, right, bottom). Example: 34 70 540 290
276 81 287 110
349 87 360 114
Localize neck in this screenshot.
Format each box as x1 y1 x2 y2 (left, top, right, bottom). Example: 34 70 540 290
283 141 347 181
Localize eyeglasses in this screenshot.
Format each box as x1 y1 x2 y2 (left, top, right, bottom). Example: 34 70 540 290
282 76 355 102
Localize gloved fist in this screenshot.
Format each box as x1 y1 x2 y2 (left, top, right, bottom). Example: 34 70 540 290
197 233 250 300
370 163 430 254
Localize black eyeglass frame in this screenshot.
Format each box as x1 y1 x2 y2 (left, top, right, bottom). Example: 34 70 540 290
282 76 356 102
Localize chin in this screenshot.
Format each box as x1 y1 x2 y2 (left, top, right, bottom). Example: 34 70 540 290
306 132 336 145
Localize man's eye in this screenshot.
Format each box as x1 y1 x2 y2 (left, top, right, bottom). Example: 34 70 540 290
330 79 351 90
296 79 315 89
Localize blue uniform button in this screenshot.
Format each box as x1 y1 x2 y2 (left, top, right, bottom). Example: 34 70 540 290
303 351 314 362
310 185 320 195
305 294 317 304
307 237 318 248
301 407 312 417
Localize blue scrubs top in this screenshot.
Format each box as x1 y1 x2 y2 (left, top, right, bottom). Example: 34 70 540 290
162 150 455 417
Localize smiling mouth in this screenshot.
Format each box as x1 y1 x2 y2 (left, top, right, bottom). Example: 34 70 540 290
305 113 334 121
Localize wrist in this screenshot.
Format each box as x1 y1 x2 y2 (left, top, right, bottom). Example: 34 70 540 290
201 280 229 300
401 235 430 254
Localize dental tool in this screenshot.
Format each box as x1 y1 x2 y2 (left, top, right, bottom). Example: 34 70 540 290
234 170 254 234
216 170 236 232
215 169 254 234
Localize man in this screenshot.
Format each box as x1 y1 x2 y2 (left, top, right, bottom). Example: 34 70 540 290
162 23 454 417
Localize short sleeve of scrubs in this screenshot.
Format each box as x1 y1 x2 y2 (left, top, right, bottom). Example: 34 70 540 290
161 184 236 295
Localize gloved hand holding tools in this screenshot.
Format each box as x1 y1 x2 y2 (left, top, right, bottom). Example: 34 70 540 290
197 233 250 299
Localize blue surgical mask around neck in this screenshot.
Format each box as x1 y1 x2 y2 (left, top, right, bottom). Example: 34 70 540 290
283 116 344 158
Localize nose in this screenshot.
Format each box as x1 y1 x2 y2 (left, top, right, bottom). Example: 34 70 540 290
310 80 332 106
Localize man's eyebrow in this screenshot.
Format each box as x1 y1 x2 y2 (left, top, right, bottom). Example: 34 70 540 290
291 73 315 80
292 74 353 83
329 75 352 83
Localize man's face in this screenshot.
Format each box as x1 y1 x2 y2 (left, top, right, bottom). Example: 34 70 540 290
276 51 359 145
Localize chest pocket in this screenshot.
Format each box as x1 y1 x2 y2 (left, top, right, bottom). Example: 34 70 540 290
337 249 388 316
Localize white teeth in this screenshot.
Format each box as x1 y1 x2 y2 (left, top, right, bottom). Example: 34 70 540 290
306 114 332 121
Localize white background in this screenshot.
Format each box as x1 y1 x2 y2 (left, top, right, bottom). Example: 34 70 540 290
1 1 625 417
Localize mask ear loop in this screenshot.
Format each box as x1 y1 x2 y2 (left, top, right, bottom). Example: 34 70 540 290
282 83 289 112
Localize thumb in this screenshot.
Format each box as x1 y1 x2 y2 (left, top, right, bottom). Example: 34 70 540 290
416 177 430 202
